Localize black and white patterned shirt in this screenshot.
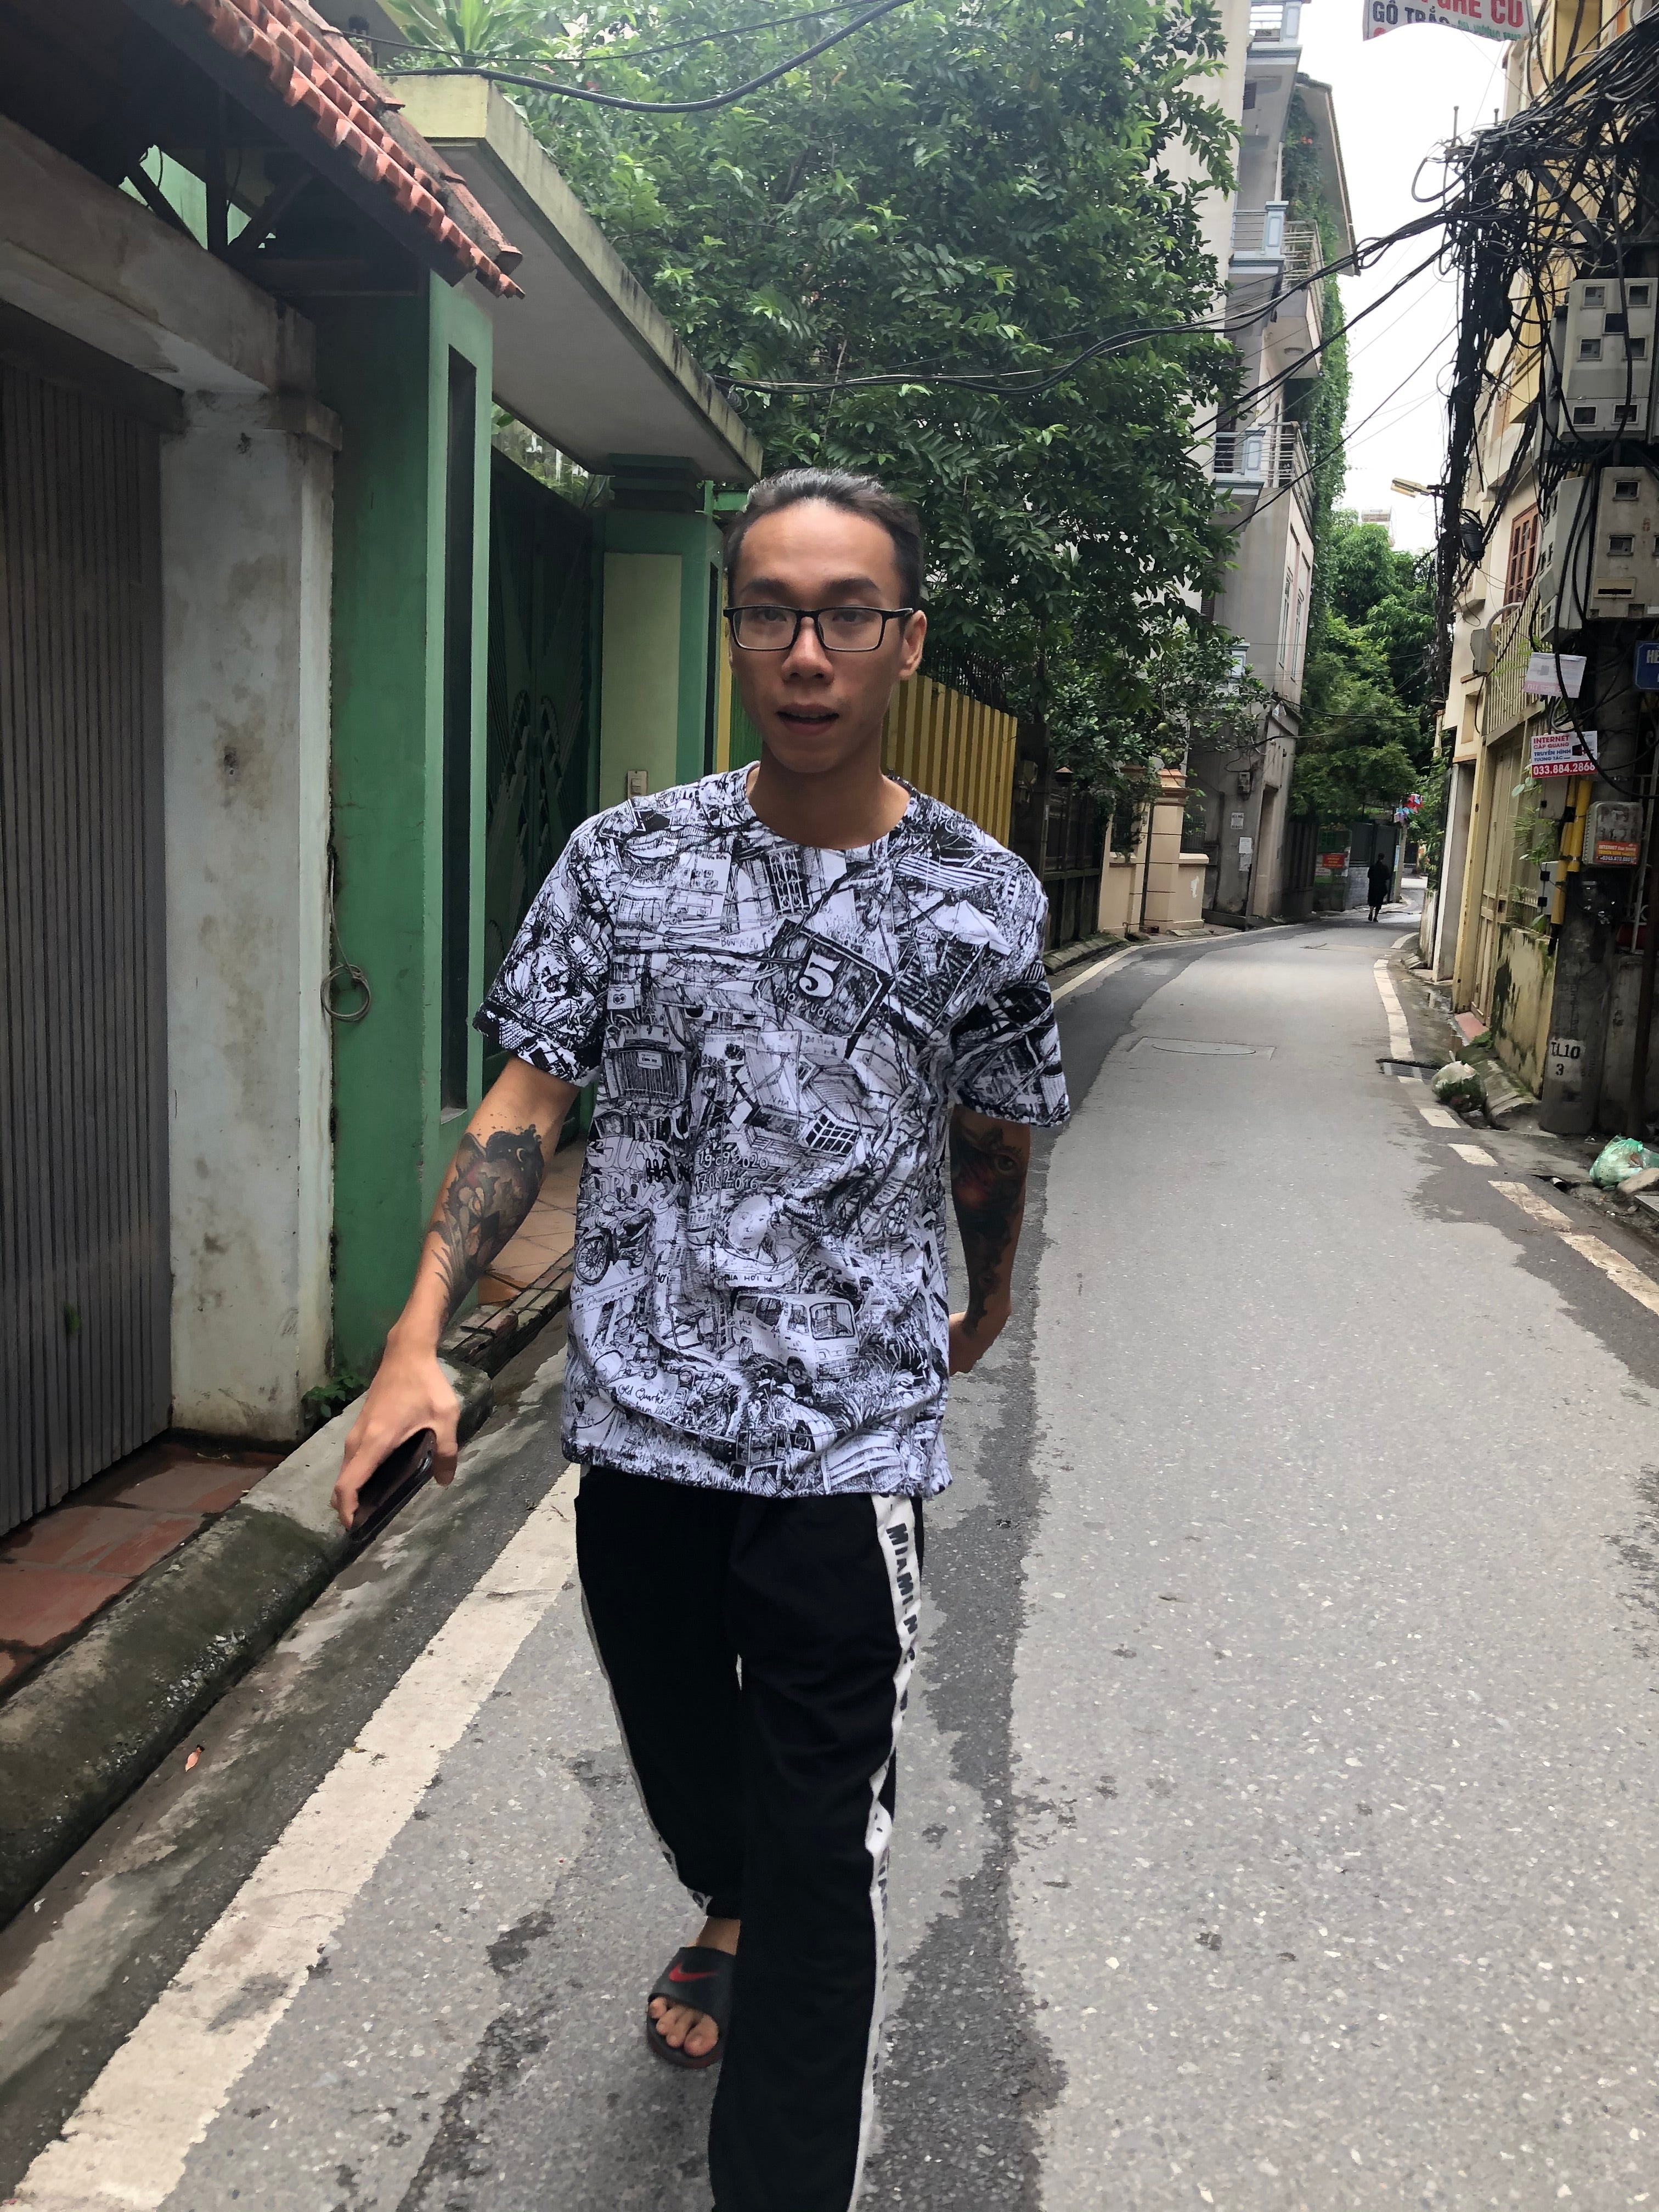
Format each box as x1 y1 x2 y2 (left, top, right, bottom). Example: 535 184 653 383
476 769 1069 1498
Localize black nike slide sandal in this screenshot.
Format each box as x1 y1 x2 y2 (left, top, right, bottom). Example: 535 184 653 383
646 1945 736 2071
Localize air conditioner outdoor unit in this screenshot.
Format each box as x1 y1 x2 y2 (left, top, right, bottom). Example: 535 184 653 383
1537 467 1659 633
1470 624 1497 675
1542 274 1658 445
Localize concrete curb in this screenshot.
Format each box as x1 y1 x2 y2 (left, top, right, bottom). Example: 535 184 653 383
0 1362 493 1928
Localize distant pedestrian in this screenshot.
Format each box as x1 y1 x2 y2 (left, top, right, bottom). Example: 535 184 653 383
1367 855 1392 922
334 469 1070 2211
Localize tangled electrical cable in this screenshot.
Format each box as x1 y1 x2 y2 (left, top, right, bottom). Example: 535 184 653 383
1431 10 1659 709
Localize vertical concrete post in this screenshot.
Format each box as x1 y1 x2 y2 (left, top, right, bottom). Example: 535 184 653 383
1431 758 1475 980
1540 646 1635 1135
160 391 338 1438
318 277 493 1373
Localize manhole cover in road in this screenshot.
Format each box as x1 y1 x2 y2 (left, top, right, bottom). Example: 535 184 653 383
1132 1037 1273 1058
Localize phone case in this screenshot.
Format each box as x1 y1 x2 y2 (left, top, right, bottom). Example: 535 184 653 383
349 1427 438 1544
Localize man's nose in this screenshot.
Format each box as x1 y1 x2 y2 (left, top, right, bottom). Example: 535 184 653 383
782 618 833 674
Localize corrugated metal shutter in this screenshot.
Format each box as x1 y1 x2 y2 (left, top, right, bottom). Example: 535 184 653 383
0 360 169 1537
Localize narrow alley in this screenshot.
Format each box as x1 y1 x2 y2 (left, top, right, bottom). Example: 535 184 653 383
4 917 1657 2211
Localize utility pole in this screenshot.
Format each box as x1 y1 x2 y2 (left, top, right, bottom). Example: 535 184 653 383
1539 638 1639 1136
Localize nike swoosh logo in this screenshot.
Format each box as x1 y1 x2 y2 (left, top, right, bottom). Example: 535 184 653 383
668 1965 717 1983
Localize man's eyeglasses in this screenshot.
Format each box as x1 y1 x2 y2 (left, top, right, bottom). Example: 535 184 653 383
724 605 916 654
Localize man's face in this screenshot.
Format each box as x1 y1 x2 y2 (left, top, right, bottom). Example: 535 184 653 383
726 501 927 780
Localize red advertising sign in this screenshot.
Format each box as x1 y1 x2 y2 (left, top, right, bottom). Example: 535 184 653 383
1364 0 1528 37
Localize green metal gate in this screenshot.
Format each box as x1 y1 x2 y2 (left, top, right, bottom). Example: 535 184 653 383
484 451 596 1076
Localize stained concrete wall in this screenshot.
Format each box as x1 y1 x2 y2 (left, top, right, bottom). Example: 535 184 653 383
161 394 338 1437
2 110 339 1443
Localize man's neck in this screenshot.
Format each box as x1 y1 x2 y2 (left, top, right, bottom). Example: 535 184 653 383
746 742 911 851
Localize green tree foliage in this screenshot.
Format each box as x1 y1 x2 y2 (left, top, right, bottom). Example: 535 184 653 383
390 0 1243 760
1076 617 1273 841
1293 514 1435 825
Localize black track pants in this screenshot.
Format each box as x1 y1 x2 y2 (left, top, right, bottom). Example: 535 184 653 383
575 1465 923 2212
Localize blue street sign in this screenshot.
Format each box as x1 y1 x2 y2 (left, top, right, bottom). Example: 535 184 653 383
1636 642 1659 691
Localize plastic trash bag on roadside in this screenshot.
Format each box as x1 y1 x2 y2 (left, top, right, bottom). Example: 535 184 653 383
1432 1060 1486 1112
1589 1137 1659 1188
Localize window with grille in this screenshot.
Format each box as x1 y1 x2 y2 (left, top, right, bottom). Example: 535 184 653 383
1504 506 1540 605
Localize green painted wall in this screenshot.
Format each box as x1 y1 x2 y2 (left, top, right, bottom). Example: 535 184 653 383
600 507 721 798
315 274 492 1372
599 551 681 806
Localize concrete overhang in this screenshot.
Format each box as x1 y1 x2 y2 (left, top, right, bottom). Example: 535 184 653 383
390 75 762 484
0 114 310 396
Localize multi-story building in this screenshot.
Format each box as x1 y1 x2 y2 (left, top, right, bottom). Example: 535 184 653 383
1192 4 1353 922
1430 0 1657 1126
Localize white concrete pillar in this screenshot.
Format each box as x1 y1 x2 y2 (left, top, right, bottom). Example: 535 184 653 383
161 392 339 1438
1432 759 1476 981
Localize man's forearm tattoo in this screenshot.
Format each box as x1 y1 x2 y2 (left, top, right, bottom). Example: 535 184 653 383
430 1125 545 1322
949 1113 1028 1328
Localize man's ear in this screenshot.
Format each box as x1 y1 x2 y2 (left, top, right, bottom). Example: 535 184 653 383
899 609 928 680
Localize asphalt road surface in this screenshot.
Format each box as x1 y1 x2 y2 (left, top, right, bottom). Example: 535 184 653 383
5 909 1659 2210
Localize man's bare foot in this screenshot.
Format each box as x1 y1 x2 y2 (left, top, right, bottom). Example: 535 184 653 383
648 1915 739 2060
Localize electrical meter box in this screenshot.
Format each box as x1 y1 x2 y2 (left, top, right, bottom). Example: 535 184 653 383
1543 275 1657 443
1587 799 1642 866
1536 467 1659 631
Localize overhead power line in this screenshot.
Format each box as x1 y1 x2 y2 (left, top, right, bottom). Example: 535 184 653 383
389 0 917 114
372 2 879 71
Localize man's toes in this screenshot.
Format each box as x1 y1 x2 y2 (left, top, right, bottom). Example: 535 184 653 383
682 2010 718 2057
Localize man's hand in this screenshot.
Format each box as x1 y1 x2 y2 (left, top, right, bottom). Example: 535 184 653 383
331 1334 462 1531
948 1296 1011 1375
331 1056 577 1533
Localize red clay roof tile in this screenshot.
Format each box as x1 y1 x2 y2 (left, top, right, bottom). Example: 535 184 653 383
168 0 523 296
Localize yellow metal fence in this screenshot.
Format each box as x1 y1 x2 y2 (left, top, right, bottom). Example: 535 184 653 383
881 675 1019 846
726 673 1018 845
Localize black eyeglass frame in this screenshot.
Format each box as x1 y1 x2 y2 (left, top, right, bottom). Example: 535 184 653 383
722 603 918 653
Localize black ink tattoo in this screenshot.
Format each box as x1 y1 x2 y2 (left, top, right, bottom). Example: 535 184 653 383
949 1110 1029 1329
430 1125 545 1322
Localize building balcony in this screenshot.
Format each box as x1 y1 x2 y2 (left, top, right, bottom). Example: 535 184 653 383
1211 419 1314 528
1249 1 1303 40
1229 207 1325 346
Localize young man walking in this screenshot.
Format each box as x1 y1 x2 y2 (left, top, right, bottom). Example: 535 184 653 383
334 469 1069 2210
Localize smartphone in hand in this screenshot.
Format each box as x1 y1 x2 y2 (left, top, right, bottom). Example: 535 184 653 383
349 1429 438 1544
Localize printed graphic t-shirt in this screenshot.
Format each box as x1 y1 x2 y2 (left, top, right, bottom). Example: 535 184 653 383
475 768 1070 1498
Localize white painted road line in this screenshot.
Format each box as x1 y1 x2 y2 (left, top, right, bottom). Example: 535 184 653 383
12 1466 582 2212
1486 1178 1659 1319
1490 1180 1573 1230
1373 958 1413 1062
1559 1233 1659 1321
1392 932 1417 949
1450 1143 1496 1166
1051 944 1142 1005
1419 1104 1460 1129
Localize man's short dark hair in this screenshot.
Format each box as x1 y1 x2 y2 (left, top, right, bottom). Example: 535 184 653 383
723 467 925 610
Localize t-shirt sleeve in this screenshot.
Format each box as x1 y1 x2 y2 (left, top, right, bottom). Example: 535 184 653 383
946 866 1070 1126
473 824 612 1086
